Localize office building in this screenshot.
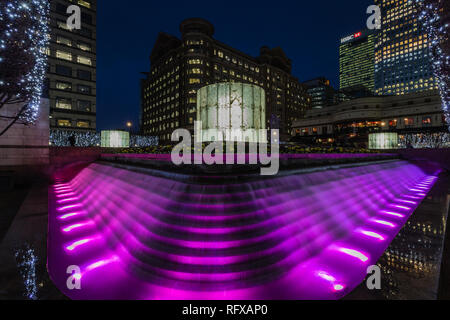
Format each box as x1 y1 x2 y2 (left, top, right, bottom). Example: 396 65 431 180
292 90 445 143
339 29 375 93
303 77 337 109
141 18 310 143
374 0 438 95
47 0 97 131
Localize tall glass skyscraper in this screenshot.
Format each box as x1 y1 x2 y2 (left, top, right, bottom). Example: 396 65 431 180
339 30 375 93
374 0 438 95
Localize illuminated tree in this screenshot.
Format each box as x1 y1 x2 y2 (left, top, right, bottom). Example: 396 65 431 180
413 0 450 131
0 0 50 136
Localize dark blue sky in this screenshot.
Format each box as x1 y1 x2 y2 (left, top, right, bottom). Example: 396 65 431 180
97 0 373 131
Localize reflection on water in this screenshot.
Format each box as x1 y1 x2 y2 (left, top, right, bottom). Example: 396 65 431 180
349 173 449 300
378 199 447 299
14 243 38 300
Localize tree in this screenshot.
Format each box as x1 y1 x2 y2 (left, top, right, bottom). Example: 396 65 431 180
0 0 50 136
413 0 450 131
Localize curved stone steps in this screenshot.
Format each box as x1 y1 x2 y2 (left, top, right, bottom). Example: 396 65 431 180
49 160 435 295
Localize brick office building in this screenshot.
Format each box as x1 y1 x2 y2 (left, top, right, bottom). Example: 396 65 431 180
141 18 310 143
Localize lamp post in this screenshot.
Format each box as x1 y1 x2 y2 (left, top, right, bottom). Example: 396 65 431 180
125 122 133 148
126 121 132 132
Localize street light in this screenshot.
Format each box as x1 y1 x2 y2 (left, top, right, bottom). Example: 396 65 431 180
126 121 132 128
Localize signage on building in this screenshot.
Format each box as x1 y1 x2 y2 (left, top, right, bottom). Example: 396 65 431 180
340 32 363 44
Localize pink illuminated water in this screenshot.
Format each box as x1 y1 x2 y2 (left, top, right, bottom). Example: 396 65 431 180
47 160 438 300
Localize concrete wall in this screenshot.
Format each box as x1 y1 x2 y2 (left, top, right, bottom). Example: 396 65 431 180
0 99 50 166
49 147 103 183
49 147 101 168
0 99 49 185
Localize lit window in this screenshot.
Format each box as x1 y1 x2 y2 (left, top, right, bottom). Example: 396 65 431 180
57 21 70 31
77 42 91 52
189 68 202 74
41 47 51 56
77 0 91 8
422 117 432 126
57 36 72 46
57 119 71 127
404 118 414 126
76 121 90 128
56 98 72 109
56 82 72 91
77 56 92 66
56 50 72 61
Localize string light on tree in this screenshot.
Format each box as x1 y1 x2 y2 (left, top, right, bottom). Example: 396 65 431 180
0 0 50 135
413 0 450 131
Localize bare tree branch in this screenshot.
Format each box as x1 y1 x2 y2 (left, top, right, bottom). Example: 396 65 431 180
0 0 49 135
0 104 28 137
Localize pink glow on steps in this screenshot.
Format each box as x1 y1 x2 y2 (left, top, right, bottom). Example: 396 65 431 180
47 161 438 300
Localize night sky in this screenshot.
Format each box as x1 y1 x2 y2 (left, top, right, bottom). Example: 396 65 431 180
97 0 373 131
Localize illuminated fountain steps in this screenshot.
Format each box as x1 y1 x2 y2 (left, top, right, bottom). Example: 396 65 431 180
47 161 439 299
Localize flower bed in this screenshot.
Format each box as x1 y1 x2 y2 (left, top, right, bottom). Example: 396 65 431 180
104 145 384 155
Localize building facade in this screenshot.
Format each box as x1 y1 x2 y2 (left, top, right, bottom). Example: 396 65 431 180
47 0 97 131
292 90 445 144
303 77 337 109
339 29 375 93
374 0 438 95
141 18 310 143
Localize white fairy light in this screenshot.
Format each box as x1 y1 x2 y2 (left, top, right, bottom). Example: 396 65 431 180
0 0 50 124
49 130 159 147
413 0 450 131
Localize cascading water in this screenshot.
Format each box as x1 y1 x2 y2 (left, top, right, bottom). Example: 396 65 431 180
47 160 438 300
